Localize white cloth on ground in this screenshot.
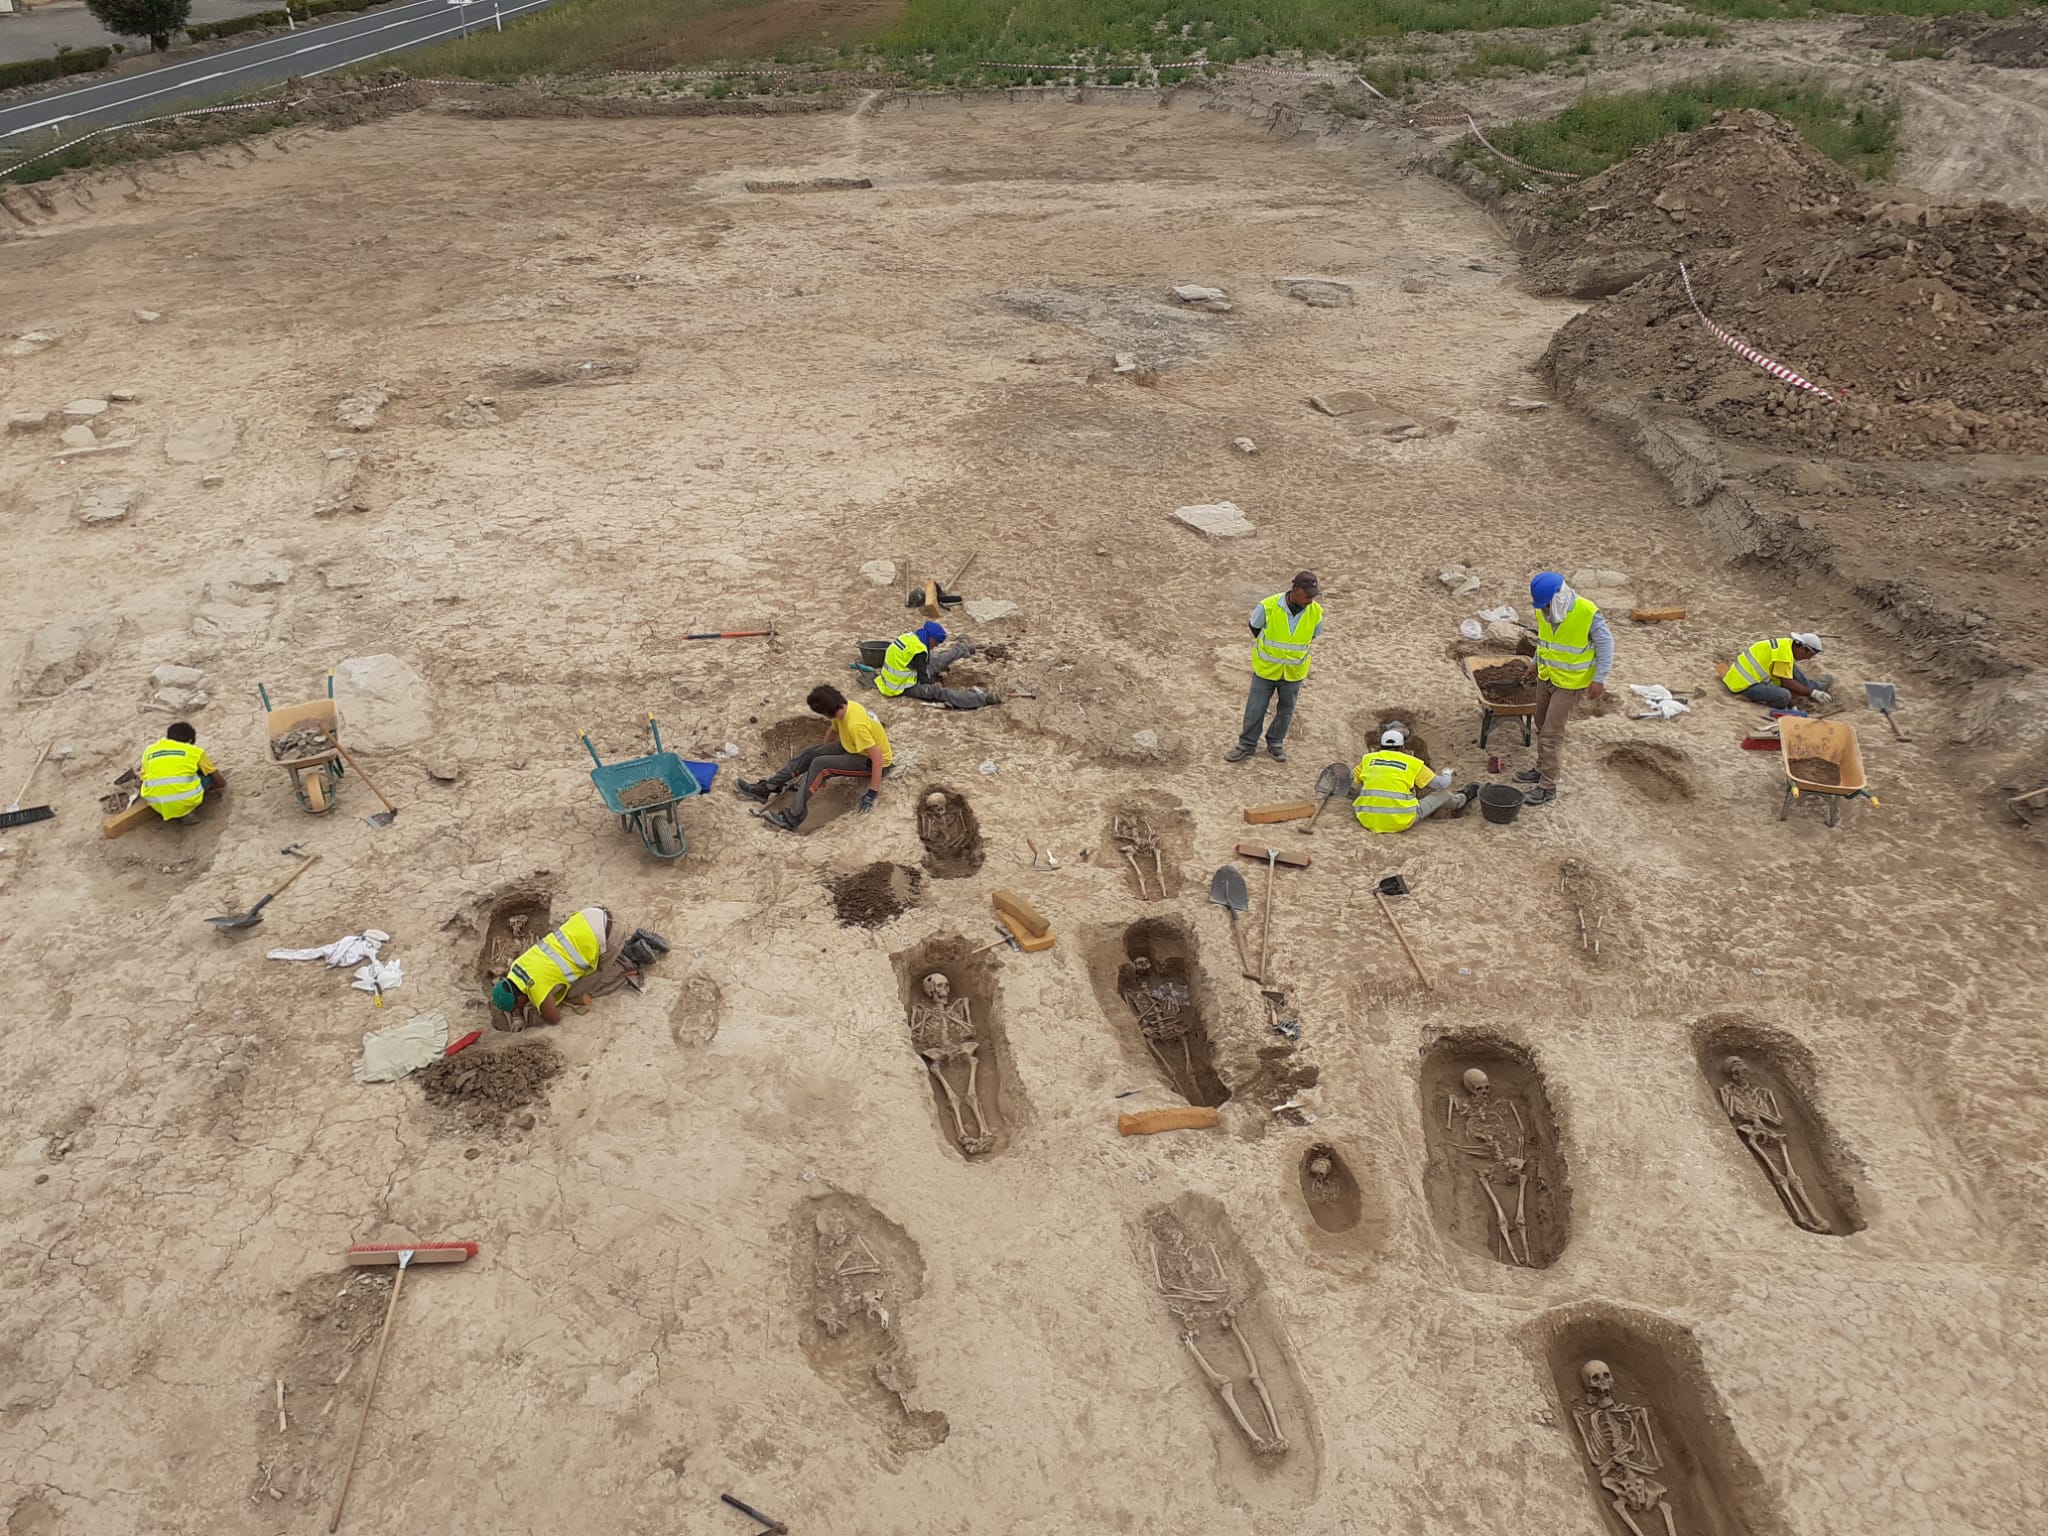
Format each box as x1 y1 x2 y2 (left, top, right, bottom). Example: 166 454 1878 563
353 1011 448 1083
1627 684 1690 720
352 956 403 995
268 929 390 967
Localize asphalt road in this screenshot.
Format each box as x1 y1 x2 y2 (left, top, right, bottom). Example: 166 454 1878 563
0 0 556 149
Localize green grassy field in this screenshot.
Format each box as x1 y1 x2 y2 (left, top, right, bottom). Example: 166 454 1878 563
1459 74 1899 192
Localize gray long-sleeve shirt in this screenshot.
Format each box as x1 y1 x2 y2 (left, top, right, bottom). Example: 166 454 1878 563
1589 612 1615 683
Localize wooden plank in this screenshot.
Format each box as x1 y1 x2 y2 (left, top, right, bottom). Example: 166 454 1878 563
1118 1106 1220 1136
1242 801 1315 824
1627 606 1688 623
990 887 1050 938
100 800 154 838
1232 842 1312 868
996 910 1055 952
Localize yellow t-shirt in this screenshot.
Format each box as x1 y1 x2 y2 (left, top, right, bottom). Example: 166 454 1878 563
836 702 893 766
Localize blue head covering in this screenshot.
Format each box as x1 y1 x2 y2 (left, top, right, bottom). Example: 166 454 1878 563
917 621 947 646
1530 572 1564 609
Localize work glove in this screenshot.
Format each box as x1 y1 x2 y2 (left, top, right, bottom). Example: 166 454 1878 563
1810 689 1833 705
858 789 879 814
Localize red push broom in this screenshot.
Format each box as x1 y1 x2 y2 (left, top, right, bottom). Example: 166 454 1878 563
329 1241 479 1532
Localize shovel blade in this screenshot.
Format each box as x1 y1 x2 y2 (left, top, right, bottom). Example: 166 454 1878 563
1313 761 1348 797
1207 864 1250 914
1862 681 1898 714
363 809 398 829
205 912 262 929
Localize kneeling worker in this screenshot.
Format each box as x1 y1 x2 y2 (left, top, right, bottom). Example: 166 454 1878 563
1353 722 1468 831
491 906 623 1028
141 720 226 820
877 621 993 710
1723 631 1833 709
738 684 892 831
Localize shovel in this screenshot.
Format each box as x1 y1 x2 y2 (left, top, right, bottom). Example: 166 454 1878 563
206 854 320 929
1862 681 1911 742
1207 865 1257 979
1299 761 1349 835
311 730 400 828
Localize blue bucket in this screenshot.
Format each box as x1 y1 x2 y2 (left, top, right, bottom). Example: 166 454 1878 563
685 759 719 795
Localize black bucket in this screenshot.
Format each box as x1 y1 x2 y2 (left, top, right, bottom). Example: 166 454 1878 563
857 639 891 668
1478 783 1525 825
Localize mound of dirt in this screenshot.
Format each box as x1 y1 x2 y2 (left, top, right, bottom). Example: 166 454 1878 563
1852 13 2048 68
417 1039 563 1131
1525 111 2048 462
825 861 923 927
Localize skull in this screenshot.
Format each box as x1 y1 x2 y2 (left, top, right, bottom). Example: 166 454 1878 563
1580 1360 1614 1400
1462 1067 1490 1095
1723 1054 1751 1084
1307 1155 1332 1180
925 792 948 810
921 972 951 1003
1132 955 1154 976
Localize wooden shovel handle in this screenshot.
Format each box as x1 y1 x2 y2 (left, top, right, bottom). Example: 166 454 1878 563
267 854 322 902
329 1255 406 1532
316 733 397 816
1375 889 1431 990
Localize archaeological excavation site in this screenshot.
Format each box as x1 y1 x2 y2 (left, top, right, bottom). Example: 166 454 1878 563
1 6 2043 1533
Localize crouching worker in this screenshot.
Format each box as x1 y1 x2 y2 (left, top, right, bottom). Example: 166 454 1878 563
141 720 226 821
1352 722 1468 832
1723 631 1834 709
738 684 892 831
490 909 671 1027
877 621 993 710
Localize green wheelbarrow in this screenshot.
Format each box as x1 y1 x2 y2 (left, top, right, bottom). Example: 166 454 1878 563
583 716 706 860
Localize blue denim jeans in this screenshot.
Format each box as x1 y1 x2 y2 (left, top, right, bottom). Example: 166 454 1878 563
1237 674 1301 751
1737 665 1831 710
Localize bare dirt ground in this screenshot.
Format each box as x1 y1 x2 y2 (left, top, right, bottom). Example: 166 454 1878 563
2 96 2045 1536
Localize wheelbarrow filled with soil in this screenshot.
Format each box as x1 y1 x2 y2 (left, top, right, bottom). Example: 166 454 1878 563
1777 717 1875 828
584 716 702 859
1461 654 1540 749
260 679 344 814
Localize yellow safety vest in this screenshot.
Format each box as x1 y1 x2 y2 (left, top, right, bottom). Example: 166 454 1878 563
1723 637 1792 694
507 912 602 1009
877 633 927 698
1353 750 1431 833
1536 596 1598 690
1251 595 1323 682
140 739 207 820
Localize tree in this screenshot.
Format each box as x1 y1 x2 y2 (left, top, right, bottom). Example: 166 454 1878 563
84 0 191 52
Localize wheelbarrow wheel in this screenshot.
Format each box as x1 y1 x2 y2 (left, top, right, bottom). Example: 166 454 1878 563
641 806 684 859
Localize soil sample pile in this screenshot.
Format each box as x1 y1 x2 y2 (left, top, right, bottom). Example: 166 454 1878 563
826 861 923 927
1788 756 1842 786
617 778 673 809
418 1039 563 1131
1474 662 1539 706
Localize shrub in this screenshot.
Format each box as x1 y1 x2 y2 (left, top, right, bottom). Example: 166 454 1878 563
84 0 191 50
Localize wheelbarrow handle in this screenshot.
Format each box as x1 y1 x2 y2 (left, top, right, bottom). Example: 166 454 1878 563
327 668 335 700
258 683 273 712
647 715 663 753
581 732 602 768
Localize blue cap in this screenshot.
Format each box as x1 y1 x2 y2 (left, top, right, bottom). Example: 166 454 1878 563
1530 572 1563 608
917 621 947 645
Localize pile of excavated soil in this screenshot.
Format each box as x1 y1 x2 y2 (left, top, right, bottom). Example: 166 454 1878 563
1789 756 1843 786
1852 13 2048 68
1530 112 2048 462
616 777 673 809
1473 661 1540 706
823 861 922 927
417 1039 563 1131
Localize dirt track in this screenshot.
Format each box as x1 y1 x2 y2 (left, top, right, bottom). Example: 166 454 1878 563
1 96 2043 1535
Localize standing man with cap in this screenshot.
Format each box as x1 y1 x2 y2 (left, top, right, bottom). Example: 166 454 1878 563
875 620 993 710
1723 632 1833 709
1225 571 1324 764
1352 721 1469 831
1517 572 1613 807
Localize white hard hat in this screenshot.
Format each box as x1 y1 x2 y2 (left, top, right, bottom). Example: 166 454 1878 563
1379 720 1408 748
1791 631 1823 653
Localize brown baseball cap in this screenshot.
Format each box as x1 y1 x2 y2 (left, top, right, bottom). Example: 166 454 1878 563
1292 571 1321 594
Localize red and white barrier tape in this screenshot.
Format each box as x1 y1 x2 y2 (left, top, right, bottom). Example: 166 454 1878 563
1464 114 1579 181
1678 260 1838 404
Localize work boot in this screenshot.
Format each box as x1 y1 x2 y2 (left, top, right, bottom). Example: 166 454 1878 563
762 808 801 832
735 778 776 803
1514 769 1543 785
1522 786 1557 807
1224 744 1255 763
1268 743 1288 763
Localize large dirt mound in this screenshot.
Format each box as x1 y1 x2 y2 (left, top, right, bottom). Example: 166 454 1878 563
1529 111 2048 461
1852 13 2048 68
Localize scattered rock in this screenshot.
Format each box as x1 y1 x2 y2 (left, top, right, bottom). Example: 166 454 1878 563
63 400 108 420
206 556 294 600
426 757 463 783
1170 284 1233 311
7 411 50 434
860 559 897 586
963 599 1019 623
1504 396 1550 412
314 453 364 518
191 602 272 639
1787 462 1845 496
59 425 98 450
1311 392 1373 417
1438 564 1472 590
153 664 208 691
1132 729 1160 751
165 416 238 464
1309 391 1419 435
1277 276 1355 308
108 388 140 403
1484 619 1525 647
1400 276 1431 294
332 653 434 749
149 687 209 713
337 387 390 432
1455 575 1482 596
16 615 121 698
77 484 139 525
1570 568 1629 589
1173 501 1255 539
134 310 162 324
201 473 225 489
1232 437 1258 454
445 395 500 428
1112 353 1141 374
8 331 57 357
321 565 371 591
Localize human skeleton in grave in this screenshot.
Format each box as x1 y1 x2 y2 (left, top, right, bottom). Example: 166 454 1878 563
1118 955 1201 1101
1147 1211 1288 1458
1447 1066 1535 1265
1718 1054 1828 1232
1572 1359 1679 1536
814 1209 890 1337
908 971 993 1155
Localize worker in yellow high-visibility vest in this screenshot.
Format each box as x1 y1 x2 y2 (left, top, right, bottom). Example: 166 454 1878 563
491 906 611 1027
1352 722 1468 831
874 621 992 710
738 684 893 831
1723 632 1832 710
1516 572 1614 806
139 721 227 820
1225 571 1323 764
